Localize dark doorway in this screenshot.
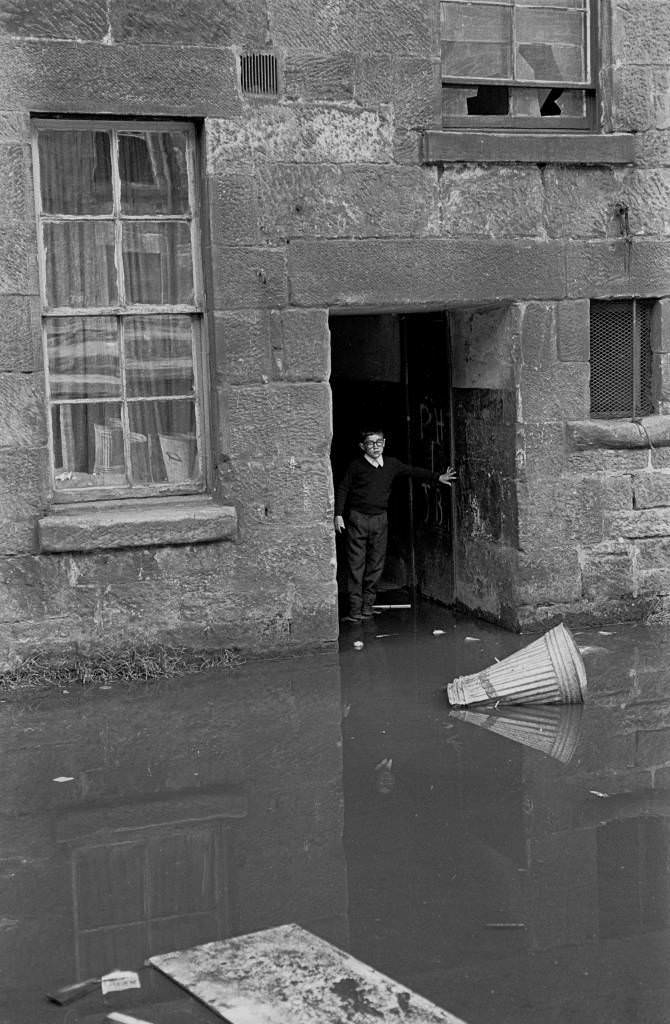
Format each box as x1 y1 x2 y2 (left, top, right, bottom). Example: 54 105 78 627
402 312 454 605
330 312 454 615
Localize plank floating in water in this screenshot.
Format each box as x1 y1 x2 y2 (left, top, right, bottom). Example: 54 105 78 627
149 923 468 1024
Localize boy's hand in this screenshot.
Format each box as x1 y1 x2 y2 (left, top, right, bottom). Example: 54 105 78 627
334 515 345 533
438 467 457 486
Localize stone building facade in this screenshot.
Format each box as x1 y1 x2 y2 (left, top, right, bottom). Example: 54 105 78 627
1 0 670 667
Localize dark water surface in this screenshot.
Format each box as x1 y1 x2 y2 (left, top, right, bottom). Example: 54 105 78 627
1 606 669 1023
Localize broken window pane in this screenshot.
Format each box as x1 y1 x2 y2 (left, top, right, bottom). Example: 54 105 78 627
537 87 587 117
122 223 194 306
443 83 587 120
467 85 510 114
442 85 481 116
440 0 590 89
46 317 120 400
119 131 190 216
124 315 195 399
38 130 112 215
44 222 117 308
517 8 586 81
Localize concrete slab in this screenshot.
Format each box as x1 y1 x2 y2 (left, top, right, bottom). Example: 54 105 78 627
149 923 469 1024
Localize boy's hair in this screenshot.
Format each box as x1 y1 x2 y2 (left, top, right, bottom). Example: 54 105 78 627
359 427 385 443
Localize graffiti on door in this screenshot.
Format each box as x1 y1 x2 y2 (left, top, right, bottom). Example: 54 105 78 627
415 400 448 528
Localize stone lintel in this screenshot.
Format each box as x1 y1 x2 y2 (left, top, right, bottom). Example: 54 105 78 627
567 416 670 451
288 238 567 308
421 131 635 165
39 498 237 553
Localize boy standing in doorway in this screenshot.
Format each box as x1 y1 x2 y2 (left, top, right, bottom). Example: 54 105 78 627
334 428 456 622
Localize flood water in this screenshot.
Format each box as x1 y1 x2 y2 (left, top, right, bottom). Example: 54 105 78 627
1 606 669 1023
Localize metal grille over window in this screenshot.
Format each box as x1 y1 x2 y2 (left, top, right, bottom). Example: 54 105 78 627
590 300 654 420
33 120 206 499
240 53 278 96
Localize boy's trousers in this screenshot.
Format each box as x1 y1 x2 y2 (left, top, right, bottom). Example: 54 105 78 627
345 509 388 614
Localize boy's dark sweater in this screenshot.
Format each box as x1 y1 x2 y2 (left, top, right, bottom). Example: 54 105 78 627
335 456 438 517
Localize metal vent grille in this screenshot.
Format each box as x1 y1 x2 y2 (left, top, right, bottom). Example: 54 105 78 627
590 299 654 419
240 53 278 96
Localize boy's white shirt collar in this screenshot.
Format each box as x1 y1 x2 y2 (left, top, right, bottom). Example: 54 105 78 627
364 453 384 468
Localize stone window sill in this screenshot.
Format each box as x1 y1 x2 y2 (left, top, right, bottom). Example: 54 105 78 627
421 131 635 165
56 790 247 844
38 496 237 553
567 416 670 451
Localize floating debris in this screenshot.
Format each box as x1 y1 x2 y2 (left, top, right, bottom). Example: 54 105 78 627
100 970 141 995
106 1014 154 1024
52 776 75 783
447 622 587 707
46 978 99 1005
149 924 467 1024
353 641 364 650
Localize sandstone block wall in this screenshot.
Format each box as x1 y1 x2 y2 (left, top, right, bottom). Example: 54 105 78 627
1 0 670 663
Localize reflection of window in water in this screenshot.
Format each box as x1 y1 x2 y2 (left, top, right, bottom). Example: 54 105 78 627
57 792 247 978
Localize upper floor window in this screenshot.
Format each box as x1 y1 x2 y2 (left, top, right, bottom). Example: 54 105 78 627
440 0 595 130
32 119 207 502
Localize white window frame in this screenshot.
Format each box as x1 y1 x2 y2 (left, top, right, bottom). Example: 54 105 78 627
32 118 210 504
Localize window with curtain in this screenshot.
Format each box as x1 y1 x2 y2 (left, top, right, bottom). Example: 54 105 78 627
440 0 595 129
33 120 207 500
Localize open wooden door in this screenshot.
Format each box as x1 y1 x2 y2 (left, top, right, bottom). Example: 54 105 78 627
401 312 454 606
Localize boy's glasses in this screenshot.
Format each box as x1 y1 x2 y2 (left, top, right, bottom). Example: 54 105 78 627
364 438 384 448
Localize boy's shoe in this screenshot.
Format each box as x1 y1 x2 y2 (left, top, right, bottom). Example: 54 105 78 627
361 608 381 618
341 613 363 623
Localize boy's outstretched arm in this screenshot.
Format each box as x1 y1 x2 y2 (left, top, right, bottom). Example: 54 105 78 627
438 467 457 485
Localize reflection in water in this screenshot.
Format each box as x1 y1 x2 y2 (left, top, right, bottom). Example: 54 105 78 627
449 705 584 764
0 654 346 1022
2 614 670 1023
340 610 670 1024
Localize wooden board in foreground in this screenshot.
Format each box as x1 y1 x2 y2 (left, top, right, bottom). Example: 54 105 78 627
149 923 468 1024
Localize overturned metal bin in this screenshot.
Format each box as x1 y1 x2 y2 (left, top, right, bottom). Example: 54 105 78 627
447 622 587 707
